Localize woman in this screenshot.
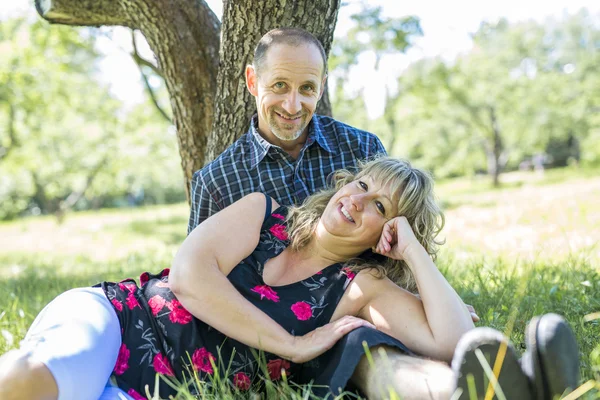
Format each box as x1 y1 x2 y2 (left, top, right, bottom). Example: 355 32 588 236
0 157 576 400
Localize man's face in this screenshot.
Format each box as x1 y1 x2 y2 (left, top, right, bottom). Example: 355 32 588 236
246 43 326 143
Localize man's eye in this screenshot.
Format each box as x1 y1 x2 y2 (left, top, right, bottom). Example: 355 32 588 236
358 181 368 190
376 201 386 215
302 85 314 91
274 82 285 89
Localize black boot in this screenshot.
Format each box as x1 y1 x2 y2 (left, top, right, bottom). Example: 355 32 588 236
521 314 580 400
452 327 534 399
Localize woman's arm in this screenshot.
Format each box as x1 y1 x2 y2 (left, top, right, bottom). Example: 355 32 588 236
355 217 474 362
170 193 373 362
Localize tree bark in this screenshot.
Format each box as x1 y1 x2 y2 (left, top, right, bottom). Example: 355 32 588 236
35 0 340 202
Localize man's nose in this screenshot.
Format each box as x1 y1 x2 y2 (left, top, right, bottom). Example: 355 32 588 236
282 92 301 115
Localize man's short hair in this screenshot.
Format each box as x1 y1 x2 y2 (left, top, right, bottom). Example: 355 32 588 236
253 27 327 77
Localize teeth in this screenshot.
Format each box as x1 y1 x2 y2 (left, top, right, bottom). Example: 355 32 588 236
341 206 355 222
278 112 298 120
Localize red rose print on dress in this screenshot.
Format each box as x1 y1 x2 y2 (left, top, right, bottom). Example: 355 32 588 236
192 347 216 374
139 272 150 286
291 301 313 320
233 372 251 390
341 267 356 280
126 293 141 310
269 224 288 241
113 343 130 375
267 358 291 381
148 295 166 316
272 213 285 220
111 298 123 312
153 353 175 377
118 282 136 293
251 285 280 302
127 389 146 400
166 299 193 324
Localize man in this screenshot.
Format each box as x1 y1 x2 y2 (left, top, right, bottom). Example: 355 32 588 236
187 28 579 399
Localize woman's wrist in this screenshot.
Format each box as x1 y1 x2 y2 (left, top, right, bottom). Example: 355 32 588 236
402 242 429 267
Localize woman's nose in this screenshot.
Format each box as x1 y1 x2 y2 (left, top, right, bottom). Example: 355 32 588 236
349 193 367 211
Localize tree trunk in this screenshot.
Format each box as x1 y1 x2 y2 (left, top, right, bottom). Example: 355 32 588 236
487 106 504 187
35 0 339 201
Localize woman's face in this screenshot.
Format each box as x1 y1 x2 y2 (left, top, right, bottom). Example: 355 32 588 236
319 175 399 250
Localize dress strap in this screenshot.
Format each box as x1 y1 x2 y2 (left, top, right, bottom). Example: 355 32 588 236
263 192 272 222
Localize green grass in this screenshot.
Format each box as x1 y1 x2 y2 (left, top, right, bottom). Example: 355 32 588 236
1 168 599 398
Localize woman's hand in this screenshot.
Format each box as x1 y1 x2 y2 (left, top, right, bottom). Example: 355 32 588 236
373 216 422 261
289 316 376 363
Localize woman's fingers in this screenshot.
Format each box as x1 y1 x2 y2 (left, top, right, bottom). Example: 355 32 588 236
332 315 375 336
292 316 376 363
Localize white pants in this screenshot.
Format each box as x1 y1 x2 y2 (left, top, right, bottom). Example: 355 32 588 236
19 287 134 400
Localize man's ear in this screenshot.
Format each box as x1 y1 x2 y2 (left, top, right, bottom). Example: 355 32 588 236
318 74 328 100
246 65 258 96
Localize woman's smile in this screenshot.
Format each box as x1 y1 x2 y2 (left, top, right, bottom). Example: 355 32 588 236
339 203 355 223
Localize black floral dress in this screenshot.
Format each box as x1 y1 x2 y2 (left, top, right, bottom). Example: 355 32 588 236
98 202 411 399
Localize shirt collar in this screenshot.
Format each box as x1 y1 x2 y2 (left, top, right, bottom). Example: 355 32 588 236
310 115 338 155
248 116 271 170
247 114 338 169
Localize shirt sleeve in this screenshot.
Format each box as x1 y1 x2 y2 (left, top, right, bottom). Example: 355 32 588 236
187 171 222 235
369 135 387 158
368 133 388 158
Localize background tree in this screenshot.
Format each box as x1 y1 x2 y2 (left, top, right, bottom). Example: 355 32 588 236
0 18 182 220
387 11 600 185
34 0 342 200
329 3 422 151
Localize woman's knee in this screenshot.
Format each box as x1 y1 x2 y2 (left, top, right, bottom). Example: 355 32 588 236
0 349 59 400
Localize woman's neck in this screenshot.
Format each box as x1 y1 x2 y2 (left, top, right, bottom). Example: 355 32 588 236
295 233 364 268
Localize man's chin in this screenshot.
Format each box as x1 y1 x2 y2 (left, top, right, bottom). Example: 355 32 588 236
271 128 304 142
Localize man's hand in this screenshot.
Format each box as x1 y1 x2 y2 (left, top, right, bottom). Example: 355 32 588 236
289 316 376 363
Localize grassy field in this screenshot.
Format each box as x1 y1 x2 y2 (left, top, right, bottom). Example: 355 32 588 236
0 167 599 398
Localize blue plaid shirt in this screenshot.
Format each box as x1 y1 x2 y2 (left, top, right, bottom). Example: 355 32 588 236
187 114 387 233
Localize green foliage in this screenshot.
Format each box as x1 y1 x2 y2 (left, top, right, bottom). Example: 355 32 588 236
331 10 600 184
0 17 184 220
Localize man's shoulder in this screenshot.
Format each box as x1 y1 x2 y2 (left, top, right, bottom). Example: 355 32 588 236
314 114 378 140
193 134 254 181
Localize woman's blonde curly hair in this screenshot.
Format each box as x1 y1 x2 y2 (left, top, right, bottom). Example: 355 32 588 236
285 156 445 292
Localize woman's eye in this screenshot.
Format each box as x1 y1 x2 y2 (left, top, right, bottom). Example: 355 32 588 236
376 201 386 215
358 180 368 190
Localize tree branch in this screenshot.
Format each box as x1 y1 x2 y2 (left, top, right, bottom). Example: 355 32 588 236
129 31 163 77
59 156 108 212
131 30 172 123
35 0 133 27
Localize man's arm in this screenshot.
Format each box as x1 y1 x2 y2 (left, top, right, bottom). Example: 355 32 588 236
188 171 221 234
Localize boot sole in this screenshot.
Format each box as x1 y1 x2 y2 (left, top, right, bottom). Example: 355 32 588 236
453 328 533 399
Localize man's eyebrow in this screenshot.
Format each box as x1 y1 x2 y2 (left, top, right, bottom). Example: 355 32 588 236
270 77 319 86
302 79 319 86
